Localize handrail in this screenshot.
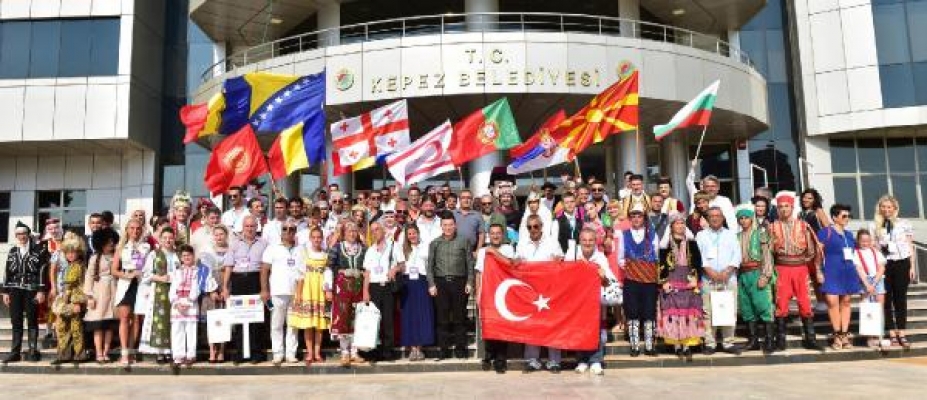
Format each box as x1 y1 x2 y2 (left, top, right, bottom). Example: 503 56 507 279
914 241 927 284
201 12 755 82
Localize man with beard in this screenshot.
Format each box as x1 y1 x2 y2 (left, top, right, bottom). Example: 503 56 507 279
618 174 650 218
647 193 668 241
540 182 559 212
406 186 423 220
589 181 609 220
416 198 442 247
478 195 507 247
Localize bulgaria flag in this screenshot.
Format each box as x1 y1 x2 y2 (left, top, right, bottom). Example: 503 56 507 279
448 98 522 165
653 80 720 141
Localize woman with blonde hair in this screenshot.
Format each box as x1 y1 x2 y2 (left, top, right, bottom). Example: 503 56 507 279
112 216 151 366
869 195 915 349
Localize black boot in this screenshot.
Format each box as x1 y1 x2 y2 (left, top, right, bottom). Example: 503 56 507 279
763 321 776 354
802 318 825 352
745 321 761 351
643 321 657 357
628 320 641 357
775 318 787 352
3 329 23 363
27 328 41 362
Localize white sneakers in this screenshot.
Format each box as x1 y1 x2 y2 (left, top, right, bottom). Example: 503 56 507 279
574 362 604 375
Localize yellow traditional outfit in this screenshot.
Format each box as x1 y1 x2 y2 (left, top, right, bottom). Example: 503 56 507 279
288 249 332 330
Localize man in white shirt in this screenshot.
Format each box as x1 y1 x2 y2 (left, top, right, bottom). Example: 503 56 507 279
475 223 515 374
686 162 736 229
190 207 221 255
259 220 306 365
416 198 442 247
566 228 613 376
221 186 249 234
361 222 399 362
515 215 565 373
615 204 661 357
695 207 742 355
261 197 290 246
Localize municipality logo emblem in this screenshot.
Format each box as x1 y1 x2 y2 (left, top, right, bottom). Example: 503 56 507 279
478 121 499 144
336 68 354 91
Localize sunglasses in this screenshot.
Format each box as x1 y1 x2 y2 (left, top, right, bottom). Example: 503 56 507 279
370 196 381 200
527 224 542 230
838 214 851 219
331 200 343 204
229 194 240 198
282 227 297 232
591 188 605 192
395 210 408 215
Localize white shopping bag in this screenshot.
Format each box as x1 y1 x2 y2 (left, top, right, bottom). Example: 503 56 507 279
709 290 737 327
858 300 884 337
353 302 381 351
206 309 232 344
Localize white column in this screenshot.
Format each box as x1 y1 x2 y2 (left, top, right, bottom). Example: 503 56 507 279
465 0 501 197
617 0 644 178
660 133 689 204
727 30 742 61
619 0 640 37
318 1 341 46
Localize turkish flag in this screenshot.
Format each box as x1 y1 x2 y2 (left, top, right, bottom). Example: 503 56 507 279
204 125 269 195
479 252 601 350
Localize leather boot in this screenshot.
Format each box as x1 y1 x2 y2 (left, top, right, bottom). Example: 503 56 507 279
775 318 787 352
27 328 41 362
643 321 657 357
763 322 776 354
3 329 23 363
802 318 825 352
745 321 760 351
628 320 641 357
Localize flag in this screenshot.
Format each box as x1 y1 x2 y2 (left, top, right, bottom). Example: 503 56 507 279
330 99 410 176
653 80 720 140
506 110 569 175
479 253 600 350
559 70 638 159
259 73 328 179
181 92 225 144
220 72 302 135
386 120 455 186
204 125 269 195
448 98 522 165
267 122 312 180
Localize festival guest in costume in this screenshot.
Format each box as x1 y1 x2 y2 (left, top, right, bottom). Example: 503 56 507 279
169 191 193 247
169 245 216 368
395 225 435 362
770 191 824 352
289 227 333 366
696 207 742 356
3 221 49 363
657 177 685 214
112 217 150 365
752 196 773 229
198 224 230 363
735 204 776 354
476 224 514 373
328 221 367 367
604 199 629 336
819 204 861 350
139 228 180 362
869 195 915 349
551 193 583 254
570 228 617 375
190 197 216 233
617 204 660 357
50 233 88 364
687 191 711 235
583 201 607 253
658 212 702 361
41 218 63 340
647 193 669 242
853 229 887 348
83 228 119 363
618 174 650 217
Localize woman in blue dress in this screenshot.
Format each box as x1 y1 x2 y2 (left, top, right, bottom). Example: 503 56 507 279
817 204 862 350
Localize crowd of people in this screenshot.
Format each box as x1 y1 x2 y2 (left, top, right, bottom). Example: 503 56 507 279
1 170 917 376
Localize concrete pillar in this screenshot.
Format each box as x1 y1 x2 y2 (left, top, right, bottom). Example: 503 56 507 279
465 0 501 197
727 30 741 61
605 136 617 195
619 0 640 37
618 132 647 180
277 175 301 198
660 133 689 204
736 141 752 204
318 1 341 46
325 135 352 194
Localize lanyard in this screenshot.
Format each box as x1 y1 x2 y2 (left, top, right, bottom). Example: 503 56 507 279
857 248 877 276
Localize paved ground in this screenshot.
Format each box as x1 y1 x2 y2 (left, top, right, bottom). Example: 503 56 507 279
3 358 925 399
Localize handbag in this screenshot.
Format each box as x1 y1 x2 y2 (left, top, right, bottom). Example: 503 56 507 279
353 302 381 350
858 297 884 337
601 278 623 306
709 289 737 327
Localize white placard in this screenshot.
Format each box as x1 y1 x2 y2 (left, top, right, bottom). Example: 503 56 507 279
226 295 265 324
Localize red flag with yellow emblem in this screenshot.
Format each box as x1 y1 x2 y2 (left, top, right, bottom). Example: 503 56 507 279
204 125 269 195
558 69 638 159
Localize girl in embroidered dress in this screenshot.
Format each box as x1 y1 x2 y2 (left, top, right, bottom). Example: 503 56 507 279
328 221 367 367
139 228 180 363
51 233 88 365
289 227 333 366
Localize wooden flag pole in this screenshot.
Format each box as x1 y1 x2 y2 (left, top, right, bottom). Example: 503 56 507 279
635 129 643 175
457 167 466 189
692 124 710 163
573 157 583 182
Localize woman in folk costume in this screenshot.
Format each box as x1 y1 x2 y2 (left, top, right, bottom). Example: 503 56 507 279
604 199 629 337
40 218 63 340
138 228 181 362
328 221 367 367
83 228 120 364
735 204 776 354
112 217 150 366
288 227 333 366
51 232 89 364
169 191 193 248
657 212 703 361
198 224 231 363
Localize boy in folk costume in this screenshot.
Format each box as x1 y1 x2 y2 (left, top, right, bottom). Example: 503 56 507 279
734 204 776 354
169 245 217 367
169 191 193 247
769 191 825 352
51 233 89 364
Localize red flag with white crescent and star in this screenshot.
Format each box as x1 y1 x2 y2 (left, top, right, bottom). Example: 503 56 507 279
479 252 601 350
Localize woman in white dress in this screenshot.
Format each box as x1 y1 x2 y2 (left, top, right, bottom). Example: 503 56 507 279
111 218 151 366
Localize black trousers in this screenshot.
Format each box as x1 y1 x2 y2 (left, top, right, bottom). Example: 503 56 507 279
484 339 508 362
434 276 468 351
368 283 395 357
229 272 266 360
884 258 911 330
622 280 658 321
7 288 39 353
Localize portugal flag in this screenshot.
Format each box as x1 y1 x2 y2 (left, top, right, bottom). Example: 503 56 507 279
448 98 522 165
479 252 601 350
204 125 269 195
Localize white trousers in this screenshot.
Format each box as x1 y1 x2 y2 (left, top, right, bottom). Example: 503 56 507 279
271 295 298 360
171 320 197 361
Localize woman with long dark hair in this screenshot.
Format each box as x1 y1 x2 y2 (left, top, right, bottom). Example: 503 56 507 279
83 228 119 363
396 224 435 361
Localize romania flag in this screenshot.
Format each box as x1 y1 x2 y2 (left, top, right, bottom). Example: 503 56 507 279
180 92 224 144
558 70 638 159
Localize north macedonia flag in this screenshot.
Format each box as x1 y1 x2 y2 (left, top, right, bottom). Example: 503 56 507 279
558 69 639 159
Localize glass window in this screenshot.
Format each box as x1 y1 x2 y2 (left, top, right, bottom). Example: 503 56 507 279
918 137 927 169
886 137 916 172
907 1 927 62
912 61 927 106
829 139 857 173
89 19 120 76
860 176 890 215
857 139 887 173
0 192 9 243
921 174 927 220
58 20 92 77
880 63 916 108
873 3 912 65
0 21 31 79
832 177 860 215
36 190 86 234
29 21 60 78
765 30 787 84
891 175 920 218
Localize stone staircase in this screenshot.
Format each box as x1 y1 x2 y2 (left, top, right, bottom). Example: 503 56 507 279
1 285 926 375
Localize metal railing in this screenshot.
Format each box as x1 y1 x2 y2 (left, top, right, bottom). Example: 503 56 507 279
201 12 755 82
915 241 926 284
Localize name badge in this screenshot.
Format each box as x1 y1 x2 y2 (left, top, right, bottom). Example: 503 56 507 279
887 242 900 254
375 266 384 275
706 248 718 260
409 267 419 280
843 248 854 261
287 258 296 267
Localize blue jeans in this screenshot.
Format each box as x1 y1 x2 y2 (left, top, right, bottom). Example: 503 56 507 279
577 327 607 364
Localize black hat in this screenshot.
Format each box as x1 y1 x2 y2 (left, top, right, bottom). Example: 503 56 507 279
541 182 557 191
14 221 30 235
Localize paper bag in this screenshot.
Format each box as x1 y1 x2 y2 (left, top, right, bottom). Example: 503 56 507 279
353 302 381 351
858 300 884 337
709 290 737 327
207 309 232 344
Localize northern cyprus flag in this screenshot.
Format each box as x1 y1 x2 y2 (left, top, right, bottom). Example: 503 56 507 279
653 80 720 141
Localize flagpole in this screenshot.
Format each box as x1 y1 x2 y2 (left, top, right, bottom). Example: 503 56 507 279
635 129 643 177
692 124 709 163
573 157 583 182
457 167 466 189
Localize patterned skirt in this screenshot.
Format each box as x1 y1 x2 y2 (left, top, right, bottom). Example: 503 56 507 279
288 269 331 330
658 265 704 346
330 273 363 337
